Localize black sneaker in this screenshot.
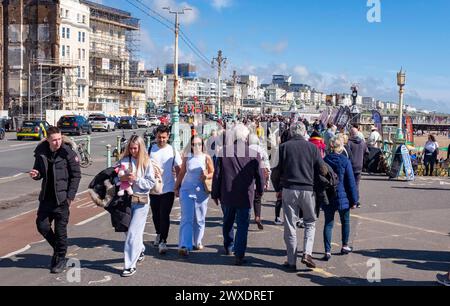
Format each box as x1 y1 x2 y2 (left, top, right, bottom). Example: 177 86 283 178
282 262 297 272
296 220 305 229
322 253 332 262
235 257 247 266
51 257 67 274
121 268 137 278
138 251 145 263
50 253 58 270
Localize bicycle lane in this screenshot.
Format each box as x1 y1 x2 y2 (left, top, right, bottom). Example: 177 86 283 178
0 191 106 258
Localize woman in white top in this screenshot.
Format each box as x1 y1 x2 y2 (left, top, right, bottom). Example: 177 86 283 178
174 135 214 256
423 134 439 176
116 135 155 277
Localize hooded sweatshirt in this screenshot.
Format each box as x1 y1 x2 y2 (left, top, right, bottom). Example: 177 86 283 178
347 136 368 174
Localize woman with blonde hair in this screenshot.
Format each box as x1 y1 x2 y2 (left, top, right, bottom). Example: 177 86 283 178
117 135 155 277
322 136 358 261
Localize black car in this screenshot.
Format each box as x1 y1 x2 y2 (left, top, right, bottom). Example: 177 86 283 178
118 116 138 129
57 115 92 136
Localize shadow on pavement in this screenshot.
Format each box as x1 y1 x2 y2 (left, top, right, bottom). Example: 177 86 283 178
298 273 438 286
0 253 52 270
69 237 124 254
355 249 450 273
145 244 291 272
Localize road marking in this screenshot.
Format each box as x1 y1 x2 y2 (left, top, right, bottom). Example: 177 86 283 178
262 274 274 278
0 245 31 259
220 278 250 285
75 211 108 226
5 208 38 221
0 173 26 181
10 143 32 147
88 276 112 285
311 268 336 278
352 214 448 236
440 181 450 186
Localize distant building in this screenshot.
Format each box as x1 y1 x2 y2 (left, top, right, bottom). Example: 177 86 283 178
165 63 197 79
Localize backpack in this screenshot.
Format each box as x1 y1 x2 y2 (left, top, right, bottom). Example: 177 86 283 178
323 164 339 204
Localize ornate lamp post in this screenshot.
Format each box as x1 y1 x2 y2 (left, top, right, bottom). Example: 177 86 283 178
396 68 406 142
350 84 360 124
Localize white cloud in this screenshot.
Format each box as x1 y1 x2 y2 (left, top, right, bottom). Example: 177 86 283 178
261 40 289 54
211 0 233 11
236 63 450 112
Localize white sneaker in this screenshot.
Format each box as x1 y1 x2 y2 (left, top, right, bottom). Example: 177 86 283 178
121 268 136 277
153 234 161 248
274 217 283 225
159 242 168 255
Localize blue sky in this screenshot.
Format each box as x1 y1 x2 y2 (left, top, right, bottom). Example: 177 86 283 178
99 0 450 112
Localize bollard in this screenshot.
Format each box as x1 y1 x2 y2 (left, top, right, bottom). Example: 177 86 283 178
87 135 91 155
116 136 122 156
106 145 111 168
146 136 151 151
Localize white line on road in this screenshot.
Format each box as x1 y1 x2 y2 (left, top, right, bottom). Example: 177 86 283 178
352 214 448 236
0 173 26 181
75 211 108 226
1 245 31 259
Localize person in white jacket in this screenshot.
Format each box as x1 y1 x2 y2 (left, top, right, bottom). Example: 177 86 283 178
116 135 155 277
367 126 382 148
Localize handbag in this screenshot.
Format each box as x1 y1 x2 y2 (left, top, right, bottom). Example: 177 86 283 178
150 159 164 195
203 155 212 194
131 194 149 205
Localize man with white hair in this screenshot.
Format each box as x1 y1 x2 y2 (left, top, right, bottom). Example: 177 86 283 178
212 124 265 266
272 122 325 270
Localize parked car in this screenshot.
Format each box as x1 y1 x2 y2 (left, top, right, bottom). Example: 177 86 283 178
16 120 50 140
57 115 92 136
137 117 151 128
90 115 116 132
147 115 161 126
0 118 6 140
118 116 138 129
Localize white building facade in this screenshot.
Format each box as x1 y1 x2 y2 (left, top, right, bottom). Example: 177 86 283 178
60 0 90 111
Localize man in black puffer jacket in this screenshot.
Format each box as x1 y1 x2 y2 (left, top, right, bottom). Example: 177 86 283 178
347 128 369 208
29 127 81 274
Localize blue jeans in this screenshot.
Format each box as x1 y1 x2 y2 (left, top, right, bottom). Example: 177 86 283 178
179 190 209 250
323 205 350 253
222 205 251 258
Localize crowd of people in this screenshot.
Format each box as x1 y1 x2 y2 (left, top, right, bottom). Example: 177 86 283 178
27 115 449 285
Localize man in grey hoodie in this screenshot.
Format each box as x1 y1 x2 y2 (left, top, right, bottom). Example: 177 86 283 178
347 128 368 208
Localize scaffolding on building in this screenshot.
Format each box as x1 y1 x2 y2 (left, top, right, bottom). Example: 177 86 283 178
24 57 79 120
81 0 145 116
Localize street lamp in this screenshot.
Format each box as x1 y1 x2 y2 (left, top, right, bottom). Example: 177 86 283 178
350 85 360 124
396 68 406 142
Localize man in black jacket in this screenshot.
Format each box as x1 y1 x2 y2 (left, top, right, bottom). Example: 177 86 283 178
272 122 325 270
29 127 81 274
347 128 369 208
